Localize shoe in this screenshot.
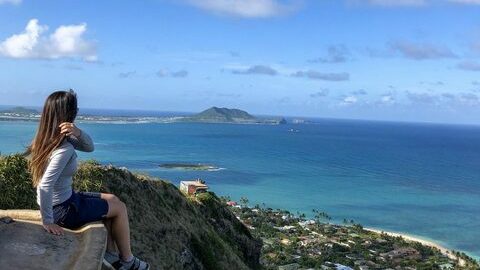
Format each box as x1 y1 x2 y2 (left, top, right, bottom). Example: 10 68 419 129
103 251 120 270
111 256 150 270
102 258 118 270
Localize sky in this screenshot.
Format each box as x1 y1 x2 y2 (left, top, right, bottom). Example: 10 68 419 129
0 0 480 124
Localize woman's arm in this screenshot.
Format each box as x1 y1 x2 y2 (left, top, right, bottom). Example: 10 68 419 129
38 144 74 226
67 129 95 152
60 122 95 152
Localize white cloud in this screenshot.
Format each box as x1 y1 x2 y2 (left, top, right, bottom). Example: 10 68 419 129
0 0 22 5
156 69 168 77
156 69 189 78
184 0 299 18
405 91 438 104
171 70 189 77
308 45 350 63
310 89 330 98
379 94 395 104
0 19 97 61
457 61 480 71
342 95 358 105
0 19 46 58
119 71 136 78
389 40 456 60
351 89 367 95
458 93 479 106
232 65 278 75
291 70 350 81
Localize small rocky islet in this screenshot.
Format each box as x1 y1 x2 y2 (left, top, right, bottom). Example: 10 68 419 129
158 163 221 171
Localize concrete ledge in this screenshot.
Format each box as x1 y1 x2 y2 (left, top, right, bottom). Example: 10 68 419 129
0 210 106 270
0 209 41 221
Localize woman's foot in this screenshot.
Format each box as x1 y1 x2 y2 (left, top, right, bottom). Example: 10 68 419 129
112 256 150 270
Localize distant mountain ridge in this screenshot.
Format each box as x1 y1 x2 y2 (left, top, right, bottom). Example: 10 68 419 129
0 105 287 125
191 107 256 122
0 106 38 114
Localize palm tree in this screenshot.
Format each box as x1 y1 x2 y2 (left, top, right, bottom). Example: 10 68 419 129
240 197 249 208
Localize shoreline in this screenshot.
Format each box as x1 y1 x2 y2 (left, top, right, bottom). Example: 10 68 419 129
365 227 467 266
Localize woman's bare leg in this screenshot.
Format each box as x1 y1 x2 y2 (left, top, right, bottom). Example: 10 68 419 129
101 193 133 261
103 218 118 254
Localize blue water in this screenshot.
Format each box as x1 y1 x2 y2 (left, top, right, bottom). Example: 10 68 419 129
1 119 479 259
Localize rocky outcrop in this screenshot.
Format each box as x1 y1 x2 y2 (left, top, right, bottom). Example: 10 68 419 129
0 210 106 270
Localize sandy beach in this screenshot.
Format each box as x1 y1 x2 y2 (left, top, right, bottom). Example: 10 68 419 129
365 227 466 267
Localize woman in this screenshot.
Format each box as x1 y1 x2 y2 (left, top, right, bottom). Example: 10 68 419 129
26 90 149 270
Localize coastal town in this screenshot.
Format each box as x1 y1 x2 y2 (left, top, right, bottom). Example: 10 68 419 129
178 179 479 269
215 195 479 270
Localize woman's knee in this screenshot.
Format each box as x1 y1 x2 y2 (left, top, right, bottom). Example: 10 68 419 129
118 200 127 212
107 198 127 217
101 193 120 203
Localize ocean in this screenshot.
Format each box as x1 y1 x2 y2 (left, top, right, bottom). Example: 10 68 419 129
1 116 479 259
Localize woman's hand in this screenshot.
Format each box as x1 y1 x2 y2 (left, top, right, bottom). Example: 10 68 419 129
59 122 81 137
43 223 64 235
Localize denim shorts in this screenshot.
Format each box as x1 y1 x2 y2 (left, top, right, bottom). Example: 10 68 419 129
53 190 109 230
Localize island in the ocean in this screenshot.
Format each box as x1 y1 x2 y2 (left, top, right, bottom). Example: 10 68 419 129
0 106 40 121
159 163 221 171
181 106 287 124
0 106 38 114
0 106 287 125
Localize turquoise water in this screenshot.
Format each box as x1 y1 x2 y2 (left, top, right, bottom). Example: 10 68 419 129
1 119 479 259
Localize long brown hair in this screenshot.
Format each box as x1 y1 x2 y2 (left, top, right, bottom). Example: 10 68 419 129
25 89 78 187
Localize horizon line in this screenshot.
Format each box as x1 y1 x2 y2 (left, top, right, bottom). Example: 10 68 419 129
1 103 479 128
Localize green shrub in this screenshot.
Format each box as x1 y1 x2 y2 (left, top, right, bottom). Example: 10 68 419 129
0 154 37 209
73 159 104 192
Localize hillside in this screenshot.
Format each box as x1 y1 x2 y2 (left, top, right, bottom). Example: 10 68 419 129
188 107 256 123
0 154 262 270
1 154 478 270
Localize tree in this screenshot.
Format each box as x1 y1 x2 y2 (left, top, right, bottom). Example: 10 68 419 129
312 209 332 223
240 197 249 208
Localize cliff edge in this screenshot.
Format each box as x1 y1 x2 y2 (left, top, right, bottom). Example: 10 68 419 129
0 154 262 270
